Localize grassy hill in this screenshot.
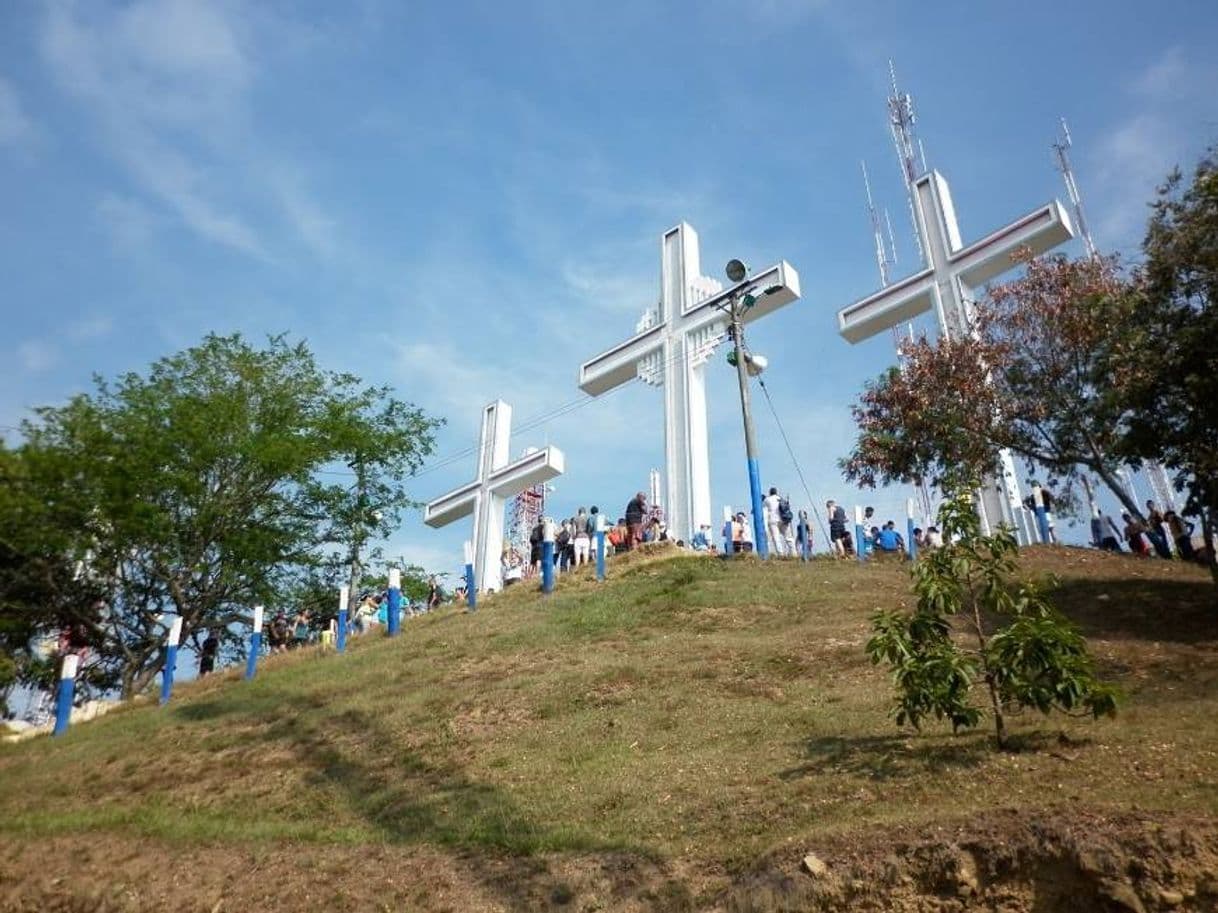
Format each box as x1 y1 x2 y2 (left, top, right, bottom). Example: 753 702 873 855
2 546 1217 912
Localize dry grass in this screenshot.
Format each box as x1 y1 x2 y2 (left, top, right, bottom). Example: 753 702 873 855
1 544 1215 909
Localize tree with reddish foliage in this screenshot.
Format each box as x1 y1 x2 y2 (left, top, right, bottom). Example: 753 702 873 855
842 253 1145 519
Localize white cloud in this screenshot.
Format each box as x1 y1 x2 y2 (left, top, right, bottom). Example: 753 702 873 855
1131 46 1188 99
1090 47 1218 251
96 191 159 249
67 315 114 341
0 76 35 147
38 0 341 263
17 340 58 373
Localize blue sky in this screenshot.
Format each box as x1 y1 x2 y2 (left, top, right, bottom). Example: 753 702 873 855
2 0 1216 574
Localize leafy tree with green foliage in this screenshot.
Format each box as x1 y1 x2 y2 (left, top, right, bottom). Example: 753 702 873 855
0 334 440 700
866 478 1118 749
1113 147 1218 589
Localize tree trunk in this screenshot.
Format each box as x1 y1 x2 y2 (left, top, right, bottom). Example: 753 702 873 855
1092 462 1146 522
969 595 1007 749
126 651 163 700
1200 504 1218 600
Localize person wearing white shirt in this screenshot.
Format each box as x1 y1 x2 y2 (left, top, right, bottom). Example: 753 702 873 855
762 487 787 557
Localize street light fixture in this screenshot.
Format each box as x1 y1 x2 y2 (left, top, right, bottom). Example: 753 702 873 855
725 259 749 283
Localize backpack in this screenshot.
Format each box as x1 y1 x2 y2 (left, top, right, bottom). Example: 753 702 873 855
778 497 793 523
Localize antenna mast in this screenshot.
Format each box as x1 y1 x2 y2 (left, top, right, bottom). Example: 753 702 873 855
860 161 892 286
1053 118 1175 511
1051 118 1098 259
888 60 926 266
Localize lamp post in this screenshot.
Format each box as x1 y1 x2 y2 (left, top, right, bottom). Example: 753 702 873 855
721 259 776 560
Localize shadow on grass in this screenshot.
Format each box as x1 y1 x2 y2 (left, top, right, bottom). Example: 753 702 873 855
778 733 989 782
1051 577 1217 645
234 693 663 911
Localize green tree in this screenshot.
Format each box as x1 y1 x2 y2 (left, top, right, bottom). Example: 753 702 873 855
866 479 1117 749
842 254 1148 521
0 334 440 699
1115 147 1218 588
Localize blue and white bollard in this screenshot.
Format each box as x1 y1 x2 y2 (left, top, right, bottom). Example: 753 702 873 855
854 506 866 563
799 513 811 561
337 586 349 653
159 616 183 706
245 605 263 680
722 506 733 555
52 654 79 737
387 568 402 636
541 517 555 594
464 540 477 611
595 516 606 582
907 498 918 561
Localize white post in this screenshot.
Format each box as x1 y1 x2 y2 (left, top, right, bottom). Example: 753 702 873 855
245 605 264 680
463 540 476 610
337 586 349 652
53 654 80 736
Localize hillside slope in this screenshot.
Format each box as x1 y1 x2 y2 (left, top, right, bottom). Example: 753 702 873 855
2 546 1216 912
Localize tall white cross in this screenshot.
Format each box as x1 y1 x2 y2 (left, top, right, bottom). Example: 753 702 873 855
579 223 800 544
836 170 1075 542
424 400 564 593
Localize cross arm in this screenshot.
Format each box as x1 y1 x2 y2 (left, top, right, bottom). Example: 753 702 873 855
837 268 935 344
579 325 663 395
488 446 565 499
732 261 802 328
952 200 1074 288
424 481 480 528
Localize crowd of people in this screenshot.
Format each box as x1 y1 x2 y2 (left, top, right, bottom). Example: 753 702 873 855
823 498 941 560
172 484 1215 684
1096 499 1208 563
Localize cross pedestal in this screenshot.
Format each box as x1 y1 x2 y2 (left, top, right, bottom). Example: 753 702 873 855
424 401 564 594
836 170 1074 543
579 223 800 544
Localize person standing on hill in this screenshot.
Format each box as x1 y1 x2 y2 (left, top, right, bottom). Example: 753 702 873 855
625 491 647 550
573 507 591 566
1165 510 1196 561
827 500 849 557
198 630 219 676
1122 513 1152 556
795 509 812 560
763 487 786 557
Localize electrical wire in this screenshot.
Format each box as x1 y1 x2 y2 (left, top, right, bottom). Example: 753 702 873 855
754 376 831 545
319 330 731 481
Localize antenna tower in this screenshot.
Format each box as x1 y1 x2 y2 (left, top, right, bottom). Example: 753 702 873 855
1053 118 1175 512
861 161 892 286
888 60 927 266
507 449 547 572
1051 118 1098 259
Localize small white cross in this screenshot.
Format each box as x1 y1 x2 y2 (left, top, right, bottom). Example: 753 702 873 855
424 400 564 593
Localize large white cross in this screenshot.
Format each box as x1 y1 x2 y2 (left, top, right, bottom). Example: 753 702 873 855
424 400 564 593
836 170 1075 542
579 223 800 544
